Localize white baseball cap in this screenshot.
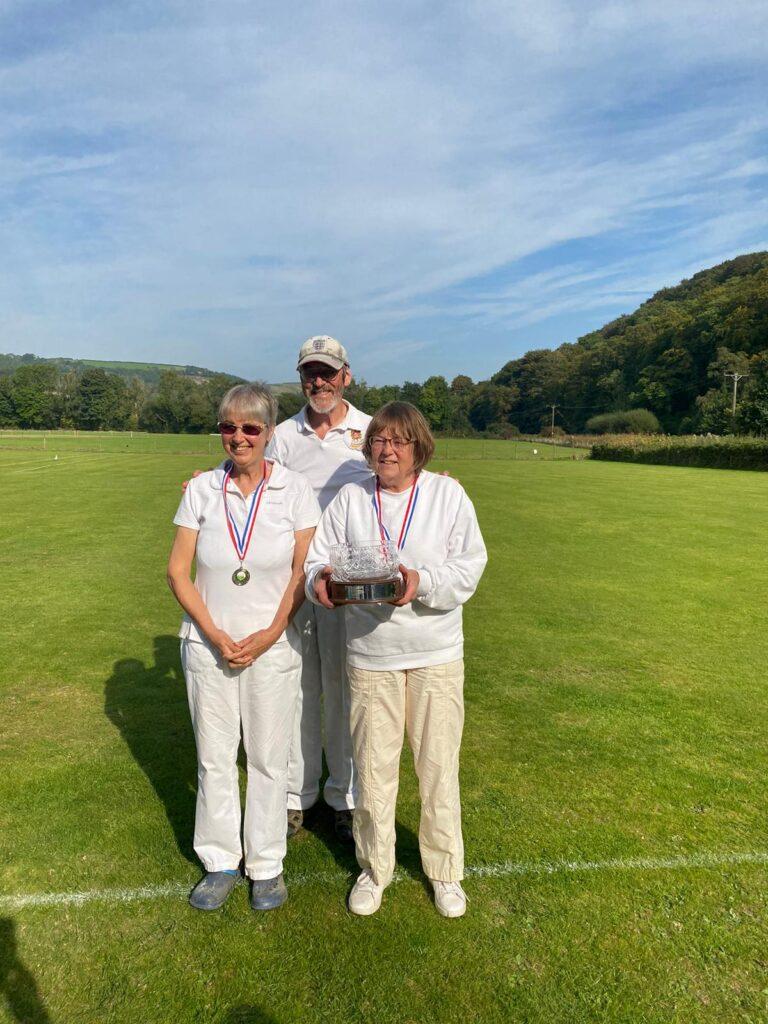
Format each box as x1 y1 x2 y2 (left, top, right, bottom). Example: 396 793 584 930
296 335 349 371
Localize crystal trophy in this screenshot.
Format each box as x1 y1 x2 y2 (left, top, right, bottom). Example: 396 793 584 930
328 541 404 605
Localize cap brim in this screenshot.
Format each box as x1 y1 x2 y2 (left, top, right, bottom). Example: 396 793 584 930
297 354 346 371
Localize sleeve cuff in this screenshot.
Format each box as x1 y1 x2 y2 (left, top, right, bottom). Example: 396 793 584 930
305 565 322 603
172 515 199 530
415 569 433 598
294 517 321 531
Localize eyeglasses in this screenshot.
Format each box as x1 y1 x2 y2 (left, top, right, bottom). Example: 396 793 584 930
299 363 343 383
218 422 266 437
370 436 414 452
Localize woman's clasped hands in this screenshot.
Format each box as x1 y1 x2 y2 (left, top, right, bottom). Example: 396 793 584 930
206 626 279 668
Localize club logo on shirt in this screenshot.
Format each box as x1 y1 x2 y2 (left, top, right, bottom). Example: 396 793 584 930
347 429 364 450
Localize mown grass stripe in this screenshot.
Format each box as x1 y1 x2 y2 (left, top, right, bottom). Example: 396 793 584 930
3 849 767 911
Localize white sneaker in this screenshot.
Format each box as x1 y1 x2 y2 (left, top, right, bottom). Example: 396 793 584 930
431 880 467 918
348 869 385 916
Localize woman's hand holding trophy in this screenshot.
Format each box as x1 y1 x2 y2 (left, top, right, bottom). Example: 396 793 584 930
314 541 412 606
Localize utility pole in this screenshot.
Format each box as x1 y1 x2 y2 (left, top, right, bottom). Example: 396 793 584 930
549 404 558 460
724 372 749 418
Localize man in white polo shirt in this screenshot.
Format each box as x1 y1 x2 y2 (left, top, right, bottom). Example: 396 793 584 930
268 336 372 841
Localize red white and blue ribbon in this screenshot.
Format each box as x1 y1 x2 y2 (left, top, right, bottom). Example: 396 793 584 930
373 474 420 551
222 461 269 563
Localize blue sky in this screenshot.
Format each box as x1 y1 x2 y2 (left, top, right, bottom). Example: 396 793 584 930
1 0 767 385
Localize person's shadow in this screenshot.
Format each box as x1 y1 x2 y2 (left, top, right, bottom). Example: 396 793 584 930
0 917 52 1023
104 635 198 864
220 1007 279 1024
104 635 426 891
301 762 424 893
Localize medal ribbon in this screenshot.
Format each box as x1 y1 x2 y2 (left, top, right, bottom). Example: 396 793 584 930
373 474 420 551
222 461 269 564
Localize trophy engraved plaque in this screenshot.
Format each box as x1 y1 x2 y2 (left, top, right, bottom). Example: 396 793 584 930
328 542 404 605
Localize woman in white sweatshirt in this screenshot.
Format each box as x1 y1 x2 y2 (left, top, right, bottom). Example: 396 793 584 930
304 401 487 918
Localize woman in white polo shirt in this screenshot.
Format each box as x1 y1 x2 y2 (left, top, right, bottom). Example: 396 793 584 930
167 383 319 913
305 401 487 919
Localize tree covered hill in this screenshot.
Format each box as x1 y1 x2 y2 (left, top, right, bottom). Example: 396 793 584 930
491 252 768 434
3 252 768 435
0 352 239 385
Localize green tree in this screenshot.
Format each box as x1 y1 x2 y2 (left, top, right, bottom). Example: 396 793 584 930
633 347 694 425
400 381 423 407
695 389 732 434
138 371 184 432
126 377 150 431
0 377 15 426
58 371 81 428
204 374 247 427
418 376 450 431
445 375 475 433
468 383 515 432
77 368 130 429
276 390 305 422
736 352 768 435
10 363 60 428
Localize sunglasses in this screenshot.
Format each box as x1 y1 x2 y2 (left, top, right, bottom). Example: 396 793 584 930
217 422 266 437
299 363 343 382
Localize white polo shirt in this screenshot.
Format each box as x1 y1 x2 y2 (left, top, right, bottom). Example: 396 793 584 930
266 401 372 511
173 460 320 644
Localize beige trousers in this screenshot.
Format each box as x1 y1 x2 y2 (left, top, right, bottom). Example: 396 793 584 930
347 660 465 886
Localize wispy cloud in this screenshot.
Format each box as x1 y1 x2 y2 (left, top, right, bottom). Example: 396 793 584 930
0 1 766 382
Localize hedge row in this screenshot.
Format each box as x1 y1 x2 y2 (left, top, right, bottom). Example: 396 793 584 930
590 435 768 470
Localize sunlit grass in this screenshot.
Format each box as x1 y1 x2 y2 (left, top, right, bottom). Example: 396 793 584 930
1 447 767 1023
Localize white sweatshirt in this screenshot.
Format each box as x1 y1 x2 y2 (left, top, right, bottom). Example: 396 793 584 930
304 470 487 670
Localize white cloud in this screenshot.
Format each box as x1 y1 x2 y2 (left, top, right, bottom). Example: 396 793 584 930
0 1 766 381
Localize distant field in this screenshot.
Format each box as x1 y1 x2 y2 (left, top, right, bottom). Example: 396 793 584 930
1 450 767 1023
0 430 585 461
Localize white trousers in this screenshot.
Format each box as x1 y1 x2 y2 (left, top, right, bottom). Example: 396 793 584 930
347 660 465 887
286 602 356 812
182 637 300 880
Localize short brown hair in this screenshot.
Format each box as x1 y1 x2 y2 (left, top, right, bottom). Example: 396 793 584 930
363 401 435 474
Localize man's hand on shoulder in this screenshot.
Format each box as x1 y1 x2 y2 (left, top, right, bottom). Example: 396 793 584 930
182 468 208 492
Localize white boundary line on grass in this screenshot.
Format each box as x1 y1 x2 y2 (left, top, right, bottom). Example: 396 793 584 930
1 452 117 471
3 849 767 912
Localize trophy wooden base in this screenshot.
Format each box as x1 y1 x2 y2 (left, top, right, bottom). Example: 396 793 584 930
329 575 404 605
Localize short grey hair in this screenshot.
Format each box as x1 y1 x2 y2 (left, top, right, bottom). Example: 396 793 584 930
218 382 278 428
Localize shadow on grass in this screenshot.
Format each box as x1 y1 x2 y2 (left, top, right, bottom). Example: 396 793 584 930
221 1007 279 1024
104 635 428 893
0 918 52 1024
300 797 424 893
104 635 197 864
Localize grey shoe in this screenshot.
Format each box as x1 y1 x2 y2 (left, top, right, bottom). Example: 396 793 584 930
250 874 288 911
334 809 354 843
189 871 239 911
286 809 303 838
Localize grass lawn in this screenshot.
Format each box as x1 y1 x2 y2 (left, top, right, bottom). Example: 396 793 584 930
0 430 583 461
1 440 767 1023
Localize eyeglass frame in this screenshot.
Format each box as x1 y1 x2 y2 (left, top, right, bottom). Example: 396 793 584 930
370 436 414 452
298 362 346 383
217 421 267 437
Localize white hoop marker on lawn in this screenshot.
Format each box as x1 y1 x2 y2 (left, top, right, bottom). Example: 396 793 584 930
2 849 767 912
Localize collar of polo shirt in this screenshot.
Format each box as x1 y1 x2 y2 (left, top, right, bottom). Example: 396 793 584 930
210 459 290 491
299 400 369 435
299 400 350 434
